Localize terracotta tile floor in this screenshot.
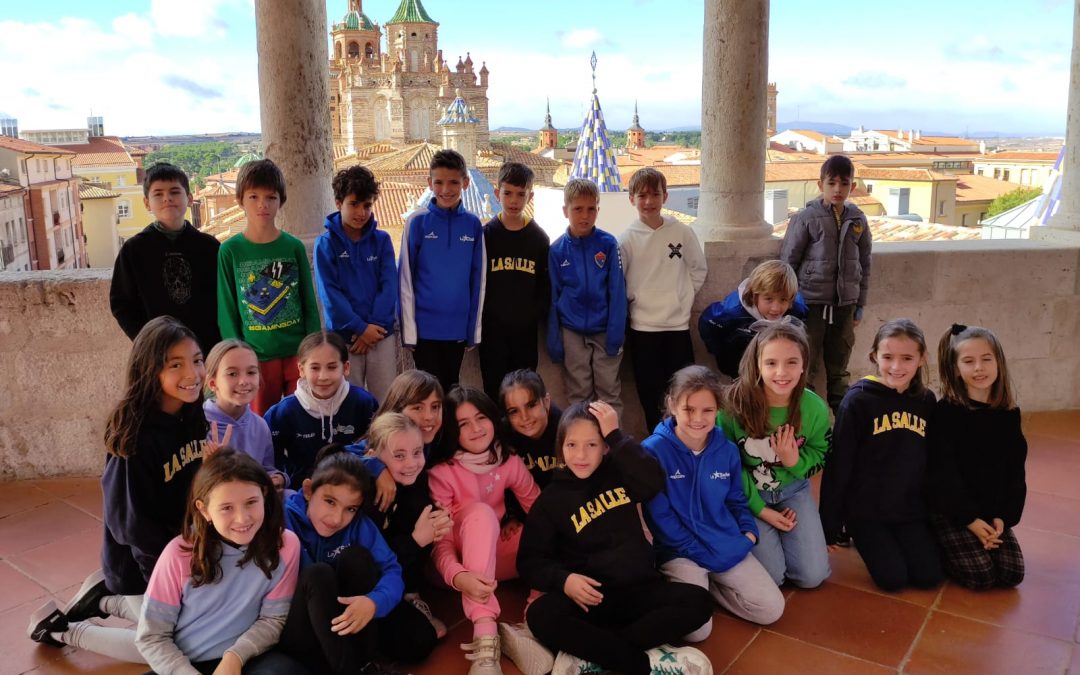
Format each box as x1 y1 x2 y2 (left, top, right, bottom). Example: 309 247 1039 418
2 410 1078 675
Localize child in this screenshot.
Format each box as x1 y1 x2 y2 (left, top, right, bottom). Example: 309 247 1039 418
136 450 302 673
204 339 287 490
643 365 785 638
500 369 563 489
27 317 215 662
819 318 943 592
110 162 221 354
699 259 809 378
428 386 541 675
479 162 550 400
930 324 1027 589
365 414 453 637
218 158 322 415
518 400 714 675
618 167 708 431
718 322 831 589
780 154 872 411
314 165 398 403
265 331 378 490
547 178 627 417
398 149 486 393
282 445 436 673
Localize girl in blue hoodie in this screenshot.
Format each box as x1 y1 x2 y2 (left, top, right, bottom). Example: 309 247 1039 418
265 332 378 490
643 366 785 639
314 166 399 403
281 444 436 673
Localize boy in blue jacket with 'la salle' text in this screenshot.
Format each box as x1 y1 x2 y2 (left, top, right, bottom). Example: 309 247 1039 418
548 178 627 417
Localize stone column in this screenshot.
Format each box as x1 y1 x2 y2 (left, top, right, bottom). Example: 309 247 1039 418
692 0 774 241
254 0 334 245
1047 0 1080 235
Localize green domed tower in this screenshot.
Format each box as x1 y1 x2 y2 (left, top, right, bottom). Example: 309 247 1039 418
331 0 381 63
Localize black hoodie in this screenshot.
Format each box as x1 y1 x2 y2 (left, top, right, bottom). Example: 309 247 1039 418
364 472 434 591
517 430 665 593
819 377 935 544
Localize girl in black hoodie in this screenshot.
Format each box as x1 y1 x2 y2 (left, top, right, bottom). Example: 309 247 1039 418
820 318 944 592
518 400 713 675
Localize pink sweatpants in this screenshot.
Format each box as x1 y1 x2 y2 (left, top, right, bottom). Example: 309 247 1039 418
453 501 522 624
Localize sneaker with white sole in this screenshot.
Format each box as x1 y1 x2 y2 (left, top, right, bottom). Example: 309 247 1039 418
460 633 502 675
498 622 554 675
27 600 67 647
63 569 110 623
403 591 447 639
551 650 606 675
646 644 713 675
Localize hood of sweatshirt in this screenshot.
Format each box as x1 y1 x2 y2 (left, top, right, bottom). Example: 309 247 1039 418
324 211 377 249
736 278 765 321
293 378 351 443
203 399 255 428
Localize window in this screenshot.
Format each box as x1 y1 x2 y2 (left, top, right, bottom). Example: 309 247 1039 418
993 168 1001 179
116 175 126 187
1002 170 1011 182
962 213 969 226
938 200 946 216
976 168 983 176
865 183 873 194
688 197 699 210
117 201 131 219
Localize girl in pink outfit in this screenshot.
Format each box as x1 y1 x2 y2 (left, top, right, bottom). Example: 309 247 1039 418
428 386 540 675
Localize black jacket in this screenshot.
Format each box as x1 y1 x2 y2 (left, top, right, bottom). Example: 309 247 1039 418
109 223 221 354
365 472 434 591
928 399 1027 528
819 377 935 544
517 430 665 592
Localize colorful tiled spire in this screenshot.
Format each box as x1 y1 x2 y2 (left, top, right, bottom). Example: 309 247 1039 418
569 52 621 192
438 89 478 125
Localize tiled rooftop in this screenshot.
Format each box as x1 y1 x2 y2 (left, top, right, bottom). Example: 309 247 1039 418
2 411 1078 675
52 137 136 169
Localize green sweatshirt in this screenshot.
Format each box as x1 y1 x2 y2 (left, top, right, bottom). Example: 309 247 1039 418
717 388 831 515
217 231 321 361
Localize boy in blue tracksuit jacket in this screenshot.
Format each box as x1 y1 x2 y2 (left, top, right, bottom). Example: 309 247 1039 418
314 166 398 403
398 149 485 392
642 416 785 638
547 178 627 416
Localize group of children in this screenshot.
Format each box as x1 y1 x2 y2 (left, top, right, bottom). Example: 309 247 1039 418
24 151 1029 675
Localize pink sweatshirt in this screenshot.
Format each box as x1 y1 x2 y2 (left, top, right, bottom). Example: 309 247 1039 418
428 454 540 585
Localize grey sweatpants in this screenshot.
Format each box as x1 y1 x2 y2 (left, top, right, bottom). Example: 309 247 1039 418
560 328 623 418
660 555 785 640
347 332 398 404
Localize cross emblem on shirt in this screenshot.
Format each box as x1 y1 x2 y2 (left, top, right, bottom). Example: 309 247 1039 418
668 243 683 259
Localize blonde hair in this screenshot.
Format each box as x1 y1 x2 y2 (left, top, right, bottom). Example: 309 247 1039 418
725 321 810 438
937 324 1016 409
563 178 599 207
742 260 798 308
203 339 257 396
365 412 422 455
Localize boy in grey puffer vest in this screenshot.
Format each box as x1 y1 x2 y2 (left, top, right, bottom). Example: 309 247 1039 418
780 155 872 411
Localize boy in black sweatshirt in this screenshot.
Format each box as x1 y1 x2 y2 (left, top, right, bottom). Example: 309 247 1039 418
480 163 550 401
109 163 221 354
518 400 713 675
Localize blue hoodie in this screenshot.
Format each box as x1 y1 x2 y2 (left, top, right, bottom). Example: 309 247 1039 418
314 212 398 342
642 418 758 573
546 227 627 363
283 490 403 618
398 198 486 346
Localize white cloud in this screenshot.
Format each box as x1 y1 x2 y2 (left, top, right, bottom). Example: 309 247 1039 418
560 29 604 49
112 13 154 48
149 0 246 39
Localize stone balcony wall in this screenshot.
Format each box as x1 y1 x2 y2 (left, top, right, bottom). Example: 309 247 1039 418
1 238 1078 479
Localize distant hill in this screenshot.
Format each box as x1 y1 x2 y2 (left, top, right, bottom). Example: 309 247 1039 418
492 126 533 133
122 132 261 147
777 121 855 136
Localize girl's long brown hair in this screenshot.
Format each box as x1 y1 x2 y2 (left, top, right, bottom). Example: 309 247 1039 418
434 386 510 466
870 318 929 396
182 449 283 587
375 369 444 416
104 316 208 457
937 324 1016 409
725 321 810 438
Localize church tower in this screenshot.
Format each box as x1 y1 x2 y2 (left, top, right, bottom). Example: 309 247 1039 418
331 0 381 63
385 0 439 74
537 98 558 151
439 89 478 164
626 101 645 150
766 82 778 138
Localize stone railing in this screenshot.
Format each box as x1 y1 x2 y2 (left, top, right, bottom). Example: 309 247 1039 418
2 238 1078 479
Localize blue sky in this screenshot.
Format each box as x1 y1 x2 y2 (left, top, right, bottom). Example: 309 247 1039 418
0 0 1072 136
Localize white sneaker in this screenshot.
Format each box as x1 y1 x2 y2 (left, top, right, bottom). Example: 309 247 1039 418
498 622 554 675
403 592 447 639
552 650 606 675
461 634 502 675
646 644 713 675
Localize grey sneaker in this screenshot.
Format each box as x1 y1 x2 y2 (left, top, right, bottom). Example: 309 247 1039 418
403 592 447 639
461 634 502 675
552 650 606 675
498 622 555 675
646 644 713 675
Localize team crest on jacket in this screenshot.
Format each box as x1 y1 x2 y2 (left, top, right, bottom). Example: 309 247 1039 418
594 251 606 269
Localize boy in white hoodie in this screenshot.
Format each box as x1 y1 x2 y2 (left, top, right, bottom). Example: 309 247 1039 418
618 168 707 432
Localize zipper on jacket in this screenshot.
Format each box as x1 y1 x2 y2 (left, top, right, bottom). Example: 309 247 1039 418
580 236 590 331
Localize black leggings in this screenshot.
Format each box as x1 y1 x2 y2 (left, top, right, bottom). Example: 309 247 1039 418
145 651 307 675
848 519 944 592
412 338 466 393
279 547 436 674
526 579 713 675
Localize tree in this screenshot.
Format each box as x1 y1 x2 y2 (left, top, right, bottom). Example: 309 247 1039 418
145 142 243 189
987 186 1043 217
